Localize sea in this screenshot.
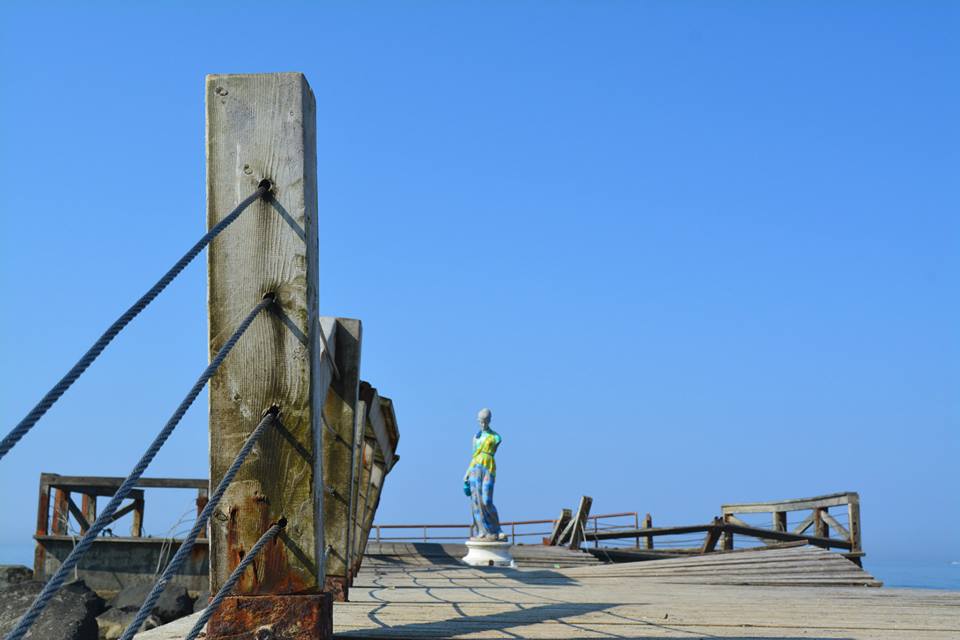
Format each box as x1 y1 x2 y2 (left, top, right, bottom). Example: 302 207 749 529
863 558 960 590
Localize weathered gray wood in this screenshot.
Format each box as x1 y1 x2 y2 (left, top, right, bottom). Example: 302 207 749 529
722 492 857 514
207 72 323 595
848 494 862 553
547 509 572 546
321 317 362 599
566 496 593 550
820 510 850 541
41 474 208 491
792 512 815 534
348 383 375 578
368 389 396 469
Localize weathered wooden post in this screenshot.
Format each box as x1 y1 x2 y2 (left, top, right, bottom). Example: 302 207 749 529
320 317 362 601
847 494 862 553
206 72 332 639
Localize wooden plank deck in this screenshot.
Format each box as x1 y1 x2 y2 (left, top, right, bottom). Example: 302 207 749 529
137 546 960 639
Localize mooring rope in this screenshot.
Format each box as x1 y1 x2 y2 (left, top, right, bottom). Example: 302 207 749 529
4 296 273 640
184 519 287 640
117 407 280 640
0 184 270 463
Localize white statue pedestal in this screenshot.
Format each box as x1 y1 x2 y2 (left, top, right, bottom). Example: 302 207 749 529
462 539 515 568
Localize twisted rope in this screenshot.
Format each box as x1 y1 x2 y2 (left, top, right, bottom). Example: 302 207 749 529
0 185 269 462
4 296 272 640
118 408 280 640
184 519 287 640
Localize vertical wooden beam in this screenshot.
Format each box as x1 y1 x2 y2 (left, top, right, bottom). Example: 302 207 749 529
206 72 333 639
51 489 69 535
348 385 376 577
321 318 362 601
813 507 829 539
80 494 97 534
131 496 144 537
207 72 325 596
643 513 654 550
721 514 733 551
847 494 861 552
196 488 209 539
34 474 52 578
773 511 787 532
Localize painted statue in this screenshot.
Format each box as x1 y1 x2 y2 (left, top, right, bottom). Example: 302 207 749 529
463 408 507 541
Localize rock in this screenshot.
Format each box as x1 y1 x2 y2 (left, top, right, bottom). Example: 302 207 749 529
0 579 103 640
108 582 195 624
95 608 161 640
0 565 33 590
191 590 210 613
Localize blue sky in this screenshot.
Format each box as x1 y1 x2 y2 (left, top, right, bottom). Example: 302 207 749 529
1 0 957 581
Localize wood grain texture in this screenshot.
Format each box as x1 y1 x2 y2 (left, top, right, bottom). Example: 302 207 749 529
206 72 323 594
321 318 362 594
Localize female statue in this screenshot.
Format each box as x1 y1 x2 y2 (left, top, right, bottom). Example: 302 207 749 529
463 408 507 541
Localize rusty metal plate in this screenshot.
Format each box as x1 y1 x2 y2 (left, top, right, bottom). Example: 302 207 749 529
206 594 333 640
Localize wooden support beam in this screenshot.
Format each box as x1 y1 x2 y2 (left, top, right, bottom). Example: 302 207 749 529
700 519 723 553
547 509 572 546
66 495 90 533
80 494 97 534
721 523 852 551
348 385 376 578
721 492 858 514
643 513 654 550
773 511 787 532
820 510 850 541
321 317 362 601
51 489 69 535
792 512 815 535
814 507 829 539
131 496 144 537
207 72 325 597
565 496 593 551
351 438 376 576
847 494 862 553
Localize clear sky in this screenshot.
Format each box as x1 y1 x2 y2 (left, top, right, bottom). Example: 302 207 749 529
1 1 957 581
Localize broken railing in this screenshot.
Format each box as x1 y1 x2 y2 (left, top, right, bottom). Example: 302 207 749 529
580 492 865 564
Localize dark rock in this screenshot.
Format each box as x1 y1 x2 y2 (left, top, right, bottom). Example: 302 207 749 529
0 579 101 640
0 565 33 590
95 608 161 640
108 582 195 624
192 590 210 613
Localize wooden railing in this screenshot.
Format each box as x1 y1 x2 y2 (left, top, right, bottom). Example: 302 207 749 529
35 472 208 539
721 491 861 557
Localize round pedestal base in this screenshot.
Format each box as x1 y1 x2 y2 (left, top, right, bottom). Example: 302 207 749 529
462 539 515 568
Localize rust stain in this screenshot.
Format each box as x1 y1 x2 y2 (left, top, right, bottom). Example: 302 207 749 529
324 576 348 602
225 492 312 595
207 594 332 640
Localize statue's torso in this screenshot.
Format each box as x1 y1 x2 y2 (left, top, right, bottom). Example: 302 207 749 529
470 429 501 475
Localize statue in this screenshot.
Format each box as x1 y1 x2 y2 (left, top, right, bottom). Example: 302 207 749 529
463 408 507 542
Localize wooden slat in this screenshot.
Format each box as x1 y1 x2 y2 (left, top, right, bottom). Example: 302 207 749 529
547 509 571 546
722 492 857 514
321 317 362 599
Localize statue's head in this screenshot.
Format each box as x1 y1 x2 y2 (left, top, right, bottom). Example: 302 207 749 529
477 408 492 428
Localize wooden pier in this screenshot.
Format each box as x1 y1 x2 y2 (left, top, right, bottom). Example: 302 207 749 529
136 543 959 639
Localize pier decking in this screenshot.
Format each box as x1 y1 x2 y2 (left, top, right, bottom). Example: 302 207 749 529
137 545 959 639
